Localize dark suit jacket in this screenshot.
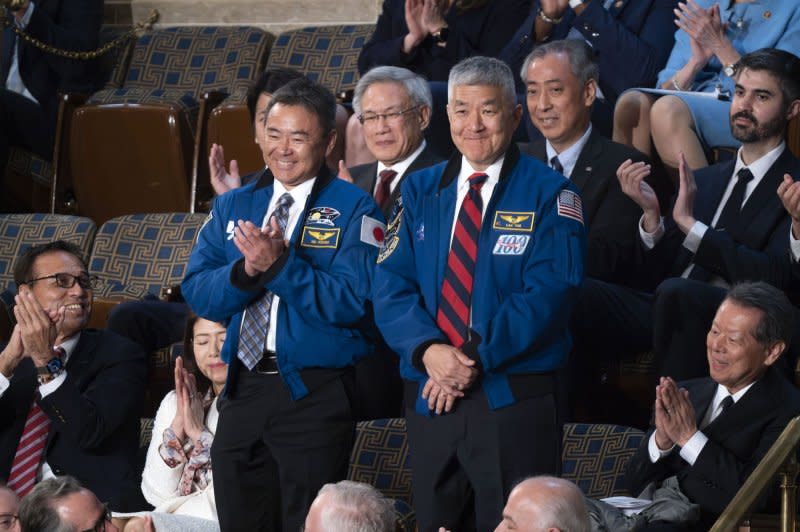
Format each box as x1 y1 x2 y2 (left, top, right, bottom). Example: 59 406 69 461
0 329 146 510
358 0 529 81
349 144 442 219
520 131 646 282
626 367 800 523
499 0 677 103
633 148 800 301
1 0 103 122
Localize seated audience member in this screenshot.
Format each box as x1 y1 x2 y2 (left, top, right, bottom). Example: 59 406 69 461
613 1 800 177
519 39 645 282
18 476 117 532
572 48 800 390
610 282 800 531
120 315 227 532
0 242 146 510
499 0 678 139
303 481 397 532
0 484 20 532
0 0 102 197
348 0 530 164
494 476 590 532
106 68 308 357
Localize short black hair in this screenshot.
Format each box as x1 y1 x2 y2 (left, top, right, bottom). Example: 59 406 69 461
13 241 88 288
265 77 337 135
246 67 306 123
734 48 800 104
725 282 794 350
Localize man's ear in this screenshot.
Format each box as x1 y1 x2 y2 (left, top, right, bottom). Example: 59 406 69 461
419 105 432 131
763 341 786 367
324 130 338 158
584 78 597 108
786 98 800 122
17 284 30 296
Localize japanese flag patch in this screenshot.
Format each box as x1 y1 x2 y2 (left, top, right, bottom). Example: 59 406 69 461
360 215 386 248
557 190 584 225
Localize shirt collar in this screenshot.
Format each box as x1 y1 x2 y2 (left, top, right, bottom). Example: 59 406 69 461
733 141 785 184
715 379 755 408
545 124 593 179
377 140 427 180
456 154 504 192
57 332 81 365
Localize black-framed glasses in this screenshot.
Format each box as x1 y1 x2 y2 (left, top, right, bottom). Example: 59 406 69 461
358 105 421 126
80 503 111 532
24 272 100 290
0 514 18 530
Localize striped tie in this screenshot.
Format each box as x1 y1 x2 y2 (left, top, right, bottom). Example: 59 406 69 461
237 192 294 370
437 173 488 346
375 169 397 210
7 396 50 497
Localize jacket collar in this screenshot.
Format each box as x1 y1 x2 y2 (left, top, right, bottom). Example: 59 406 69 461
437 143 521 192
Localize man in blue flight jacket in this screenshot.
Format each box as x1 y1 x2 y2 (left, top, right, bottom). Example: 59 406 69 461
373 56 587 532
182 78 385 532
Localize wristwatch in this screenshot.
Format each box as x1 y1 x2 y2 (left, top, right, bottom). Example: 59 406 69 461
36 356 64 376
431 26 449 44
723 63 736 77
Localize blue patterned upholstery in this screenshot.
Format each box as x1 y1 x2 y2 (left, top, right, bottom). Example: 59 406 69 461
267 25 375 95
349 418 412 503
125 26 272 95
562 423 645 498
89 213 206 300
0 214 97 289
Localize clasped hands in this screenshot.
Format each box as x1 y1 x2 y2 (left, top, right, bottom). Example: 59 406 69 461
233 217 287 277
654 377 698 450
421 344 479 415
0 288 64 377
403 0 448 52
169 356 205 444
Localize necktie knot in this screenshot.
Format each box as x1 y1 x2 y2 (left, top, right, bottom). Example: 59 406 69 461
720 395 734 412
737 167 754 184
468 172 488 190
379 168 397 184
270 193 294 233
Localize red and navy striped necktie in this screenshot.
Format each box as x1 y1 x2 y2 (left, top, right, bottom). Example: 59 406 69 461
437 172 488 347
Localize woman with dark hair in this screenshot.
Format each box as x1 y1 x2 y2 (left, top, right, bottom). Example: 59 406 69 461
122 315 227 532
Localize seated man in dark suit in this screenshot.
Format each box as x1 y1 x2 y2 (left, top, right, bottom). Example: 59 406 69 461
341 65 442 219
572 48 800 393
0 0 102 193
519 39 644 282
623 282 800 530
0 241 146 510
19 475 116 532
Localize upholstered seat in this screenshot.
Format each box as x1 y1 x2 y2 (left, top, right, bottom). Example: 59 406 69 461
68 27 273 223
561 422 645 498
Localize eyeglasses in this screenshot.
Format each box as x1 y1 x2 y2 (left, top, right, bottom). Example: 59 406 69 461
80 504 111 532
24 272 100 290
0 514 18 530
357 105 421 126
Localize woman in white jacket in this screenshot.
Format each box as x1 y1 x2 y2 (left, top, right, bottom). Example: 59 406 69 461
124 314 227 532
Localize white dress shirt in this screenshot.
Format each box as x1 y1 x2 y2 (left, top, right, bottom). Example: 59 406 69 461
375 140 427 196
545 125 592 179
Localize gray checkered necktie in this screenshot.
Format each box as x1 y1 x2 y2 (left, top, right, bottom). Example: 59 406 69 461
237 192 294 369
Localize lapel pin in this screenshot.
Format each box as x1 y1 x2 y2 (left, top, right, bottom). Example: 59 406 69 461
763 10 771 19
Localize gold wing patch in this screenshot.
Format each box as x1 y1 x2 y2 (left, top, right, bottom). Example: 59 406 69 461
301 227 340 249
492 211 535 232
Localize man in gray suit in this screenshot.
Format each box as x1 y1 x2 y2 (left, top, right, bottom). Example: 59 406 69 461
342 66 442 219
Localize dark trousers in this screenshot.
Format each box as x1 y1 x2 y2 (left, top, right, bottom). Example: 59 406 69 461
212 366 355 532
404 379 560 532
0 88 54 194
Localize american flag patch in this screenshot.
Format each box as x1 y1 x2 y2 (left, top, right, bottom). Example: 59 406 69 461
557 190 584 224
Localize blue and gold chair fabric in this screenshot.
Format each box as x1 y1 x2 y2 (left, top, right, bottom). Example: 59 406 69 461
267 24 375 97
561 422 645 498
89 213 206 300
0 214 97 288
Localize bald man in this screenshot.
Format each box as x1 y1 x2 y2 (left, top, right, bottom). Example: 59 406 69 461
495 476 590 532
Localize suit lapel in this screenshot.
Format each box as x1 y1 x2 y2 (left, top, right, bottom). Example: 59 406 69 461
697 160 735 225
733 149 793 242
689 378 718 426
570 132 601 194
2 27 15 83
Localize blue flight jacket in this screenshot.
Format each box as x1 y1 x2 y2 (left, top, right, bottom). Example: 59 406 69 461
182 166 384 400
374 145 587 414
